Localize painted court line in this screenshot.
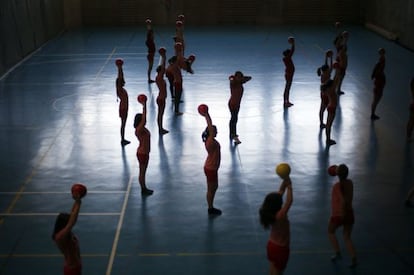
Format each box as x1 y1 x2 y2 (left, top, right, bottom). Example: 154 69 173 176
106 175 134 275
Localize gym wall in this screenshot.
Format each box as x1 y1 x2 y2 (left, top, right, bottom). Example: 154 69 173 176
1 0 413 78
0 0 65 77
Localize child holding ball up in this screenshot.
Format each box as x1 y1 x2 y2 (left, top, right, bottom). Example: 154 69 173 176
198 104 222 216
259 163 293 275
283 37 295 108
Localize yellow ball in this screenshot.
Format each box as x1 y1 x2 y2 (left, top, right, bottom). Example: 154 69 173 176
275 163 291 178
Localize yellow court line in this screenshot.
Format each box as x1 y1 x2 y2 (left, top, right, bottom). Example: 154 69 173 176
2 247 413 259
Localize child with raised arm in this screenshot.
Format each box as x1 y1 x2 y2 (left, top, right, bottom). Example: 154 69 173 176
259 163 293 275
52 190 83 275
115 59 130 146
317 49 334 129
155 47 169 135
134 95 154 195
145 19 156 84
283 37 295 108
198 105 222 215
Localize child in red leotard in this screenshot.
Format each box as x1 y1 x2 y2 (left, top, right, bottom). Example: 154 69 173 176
228 71 252 144
259 168 293 274
145 19 156 84
283 37 295 108
328 164 357 268
323 62 341 146
156 47 169 135
116 60 130 146
134 98 154 196
199 109 222 216
53 192 83 275
318 49 334 129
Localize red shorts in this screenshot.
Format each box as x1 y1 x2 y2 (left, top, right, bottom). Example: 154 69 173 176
204 167 218 183
330 212 355 226
137 153 149 167
267 241 290 271
64 264 82 275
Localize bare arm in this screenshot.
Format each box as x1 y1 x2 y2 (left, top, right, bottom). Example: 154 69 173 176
277 178 293 217
54 198 82 241
289 42 295 57
137 101 147 131
204 112 214 136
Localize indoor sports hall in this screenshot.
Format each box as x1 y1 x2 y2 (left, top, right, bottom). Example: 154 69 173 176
1 1 414 274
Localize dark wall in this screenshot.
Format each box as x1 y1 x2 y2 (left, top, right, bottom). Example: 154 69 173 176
80 0 363 26
0 0 64 77
363 0 414 50
1 0 413 78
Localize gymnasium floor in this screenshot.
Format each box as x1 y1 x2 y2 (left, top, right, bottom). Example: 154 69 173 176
0 24 414 275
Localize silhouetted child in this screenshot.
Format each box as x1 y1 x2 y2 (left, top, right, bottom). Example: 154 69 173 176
328 164 357 268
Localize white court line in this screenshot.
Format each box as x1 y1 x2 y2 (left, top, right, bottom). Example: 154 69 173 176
106 175 134 275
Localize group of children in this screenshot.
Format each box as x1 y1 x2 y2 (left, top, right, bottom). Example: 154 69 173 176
259 163 357 274
52 18 414 275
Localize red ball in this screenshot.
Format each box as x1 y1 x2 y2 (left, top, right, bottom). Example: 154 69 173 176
71 183 87 198
158 47 166 55
137 94 147 103
115 59 124 66
328 165 338 176
188 54 196 62
198 104 208 115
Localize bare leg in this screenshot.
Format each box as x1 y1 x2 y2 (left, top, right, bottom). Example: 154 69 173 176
328 221 341 260
157 101 168 134
325 111 336 145
371 90 383 120
343 224 357 267
120 116 130 146
139 159 153 195
283 79 293 107
206 180 221 215
319 103 327 128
